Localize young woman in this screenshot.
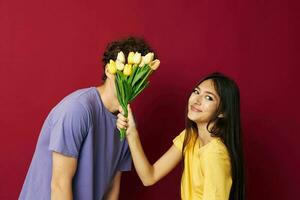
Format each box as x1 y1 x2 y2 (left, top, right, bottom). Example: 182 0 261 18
117 72 245 200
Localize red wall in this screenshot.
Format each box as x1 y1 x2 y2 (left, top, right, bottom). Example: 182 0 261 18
1 0 299 199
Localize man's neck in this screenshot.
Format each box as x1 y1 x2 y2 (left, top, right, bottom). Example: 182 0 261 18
96 83 118 114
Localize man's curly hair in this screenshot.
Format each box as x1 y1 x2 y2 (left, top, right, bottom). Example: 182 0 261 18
102 36 155 81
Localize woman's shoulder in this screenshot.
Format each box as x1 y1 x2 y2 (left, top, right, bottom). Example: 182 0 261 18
172 129 186 149
202 138 231 159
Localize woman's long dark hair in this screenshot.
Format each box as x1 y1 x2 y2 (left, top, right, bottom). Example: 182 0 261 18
182 72 245 200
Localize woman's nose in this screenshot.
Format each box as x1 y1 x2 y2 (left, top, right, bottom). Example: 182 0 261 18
195 95 203 104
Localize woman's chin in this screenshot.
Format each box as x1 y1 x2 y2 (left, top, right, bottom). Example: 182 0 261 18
188 113 199 122
188 113 208 125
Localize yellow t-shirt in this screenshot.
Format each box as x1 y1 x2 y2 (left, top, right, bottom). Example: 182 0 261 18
173 130 232 200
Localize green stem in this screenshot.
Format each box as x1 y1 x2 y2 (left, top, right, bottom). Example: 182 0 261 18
119 104 128 141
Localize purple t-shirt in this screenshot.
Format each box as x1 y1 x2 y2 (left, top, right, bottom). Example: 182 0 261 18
19 87 131 200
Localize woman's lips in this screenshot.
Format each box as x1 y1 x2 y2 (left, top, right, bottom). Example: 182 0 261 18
190 105 202 112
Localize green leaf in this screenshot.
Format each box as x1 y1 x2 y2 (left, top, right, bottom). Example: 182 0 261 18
133 69 152 93
130 81 149 101
131 67 149 87
128 66 138 85
117 73 125 101
139 69 152 86
122 80 132 103
115 76 125 108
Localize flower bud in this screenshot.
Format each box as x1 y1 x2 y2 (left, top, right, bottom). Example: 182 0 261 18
116 60 125 71
133 52 142 65
123 64 132 76
143 52 154 64
107 60 117 74
117 51 125 63
127 52 135 64
139 56 145 67
149 59 160 70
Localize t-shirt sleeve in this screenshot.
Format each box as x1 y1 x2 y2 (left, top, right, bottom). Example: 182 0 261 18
172 130 186 151
48 100 89 158
118 143 132 171
201 149 232 200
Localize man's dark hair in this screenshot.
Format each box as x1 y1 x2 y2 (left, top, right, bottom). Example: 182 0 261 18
102 36 155 81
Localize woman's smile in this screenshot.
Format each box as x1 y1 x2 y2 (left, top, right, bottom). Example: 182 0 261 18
190 105 202 113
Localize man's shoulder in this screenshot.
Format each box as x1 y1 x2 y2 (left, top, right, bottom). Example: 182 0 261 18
59 87 98 107
50 87 98 116
67 87 96 101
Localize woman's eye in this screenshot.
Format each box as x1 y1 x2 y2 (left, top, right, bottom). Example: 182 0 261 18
205 95 213 101
193 89 200 94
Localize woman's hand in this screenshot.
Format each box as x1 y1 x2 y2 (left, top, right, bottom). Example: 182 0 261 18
117 105 137 138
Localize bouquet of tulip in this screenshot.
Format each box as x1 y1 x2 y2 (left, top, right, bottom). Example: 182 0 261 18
107 51 160 140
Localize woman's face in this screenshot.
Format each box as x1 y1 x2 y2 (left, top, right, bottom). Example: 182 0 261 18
188 79 221 124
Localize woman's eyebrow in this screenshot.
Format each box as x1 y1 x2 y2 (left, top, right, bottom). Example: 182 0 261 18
197 86 217 98
205 91 217 98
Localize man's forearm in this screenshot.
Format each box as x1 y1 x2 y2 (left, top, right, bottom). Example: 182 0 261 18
105 171 122 200
51 152 77 200
105 185 120 200
51 180 73 200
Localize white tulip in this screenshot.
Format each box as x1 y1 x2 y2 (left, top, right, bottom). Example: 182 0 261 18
133 52 142 65
116 60 125 71
117 51 125 63
143 52 154 64
139 56 145 67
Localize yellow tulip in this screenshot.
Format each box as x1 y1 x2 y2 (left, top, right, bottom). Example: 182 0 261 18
127 52 135 64
149 59 160 70
107 60 117 74
123 64 132 76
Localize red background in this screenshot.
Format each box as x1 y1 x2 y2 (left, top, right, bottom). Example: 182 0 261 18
1 0 299 199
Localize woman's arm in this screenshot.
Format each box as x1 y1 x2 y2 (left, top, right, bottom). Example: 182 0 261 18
127 131 182 186
117 105 182 186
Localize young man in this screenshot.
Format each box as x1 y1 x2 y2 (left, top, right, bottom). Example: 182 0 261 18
19 37 155 200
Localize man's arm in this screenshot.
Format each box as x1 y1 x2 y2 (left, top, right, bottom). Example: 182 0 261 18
51 152 77 200
105 171 122 200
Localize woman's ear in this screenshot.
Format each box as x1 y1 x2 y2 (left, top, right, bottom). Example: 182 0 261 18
218 113 224 118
